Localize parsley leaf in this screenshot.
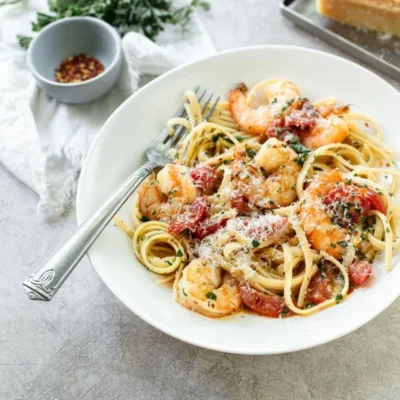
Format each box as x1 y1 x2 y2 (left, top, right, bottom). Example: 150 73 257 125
280 306 290 317
17 35 32 50
212 133 224 143
287 139 311 166
252 239 260 248
246 149 257 158
176 249 183 257
140 216 150 223
205 292 217 300
335 294 343 304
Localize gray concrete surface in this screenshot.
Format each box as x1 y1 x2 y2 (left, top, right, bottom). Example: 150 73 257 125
1 1 400 399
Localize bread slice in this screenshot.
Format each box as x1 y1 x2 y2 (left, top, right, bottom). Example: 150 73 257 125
317 0 400 37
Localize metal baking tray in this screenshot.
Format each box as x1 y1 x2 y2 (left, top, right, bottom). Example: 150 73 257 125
280 0 400 81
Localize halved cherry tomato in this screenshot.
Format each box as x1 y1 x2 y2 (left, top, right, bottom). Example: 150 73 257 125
348 260 372 286
189 165 217 190
243 217 288 242
305 262 342 305
285 99 319 130
168 197 208 233
325 184 385 226
229 190 248 215
192 218 228 240
364 189 386 214
239 285 286 318
266 119 285 138
325 184 370 224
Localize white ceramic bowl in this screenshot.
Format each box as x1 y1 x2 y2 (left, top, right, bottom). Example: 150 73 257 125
77 46 400 354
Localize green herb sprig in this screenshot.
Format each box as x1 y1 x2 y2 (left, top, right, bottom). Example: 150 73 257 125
15 0 210 49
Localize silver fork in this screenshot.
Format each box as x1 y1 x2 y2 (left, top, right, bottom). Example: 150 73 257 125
23 89 220 301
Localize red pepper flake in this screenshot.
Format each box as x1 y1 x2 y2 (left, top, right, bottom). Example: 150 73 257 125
55 54 104 83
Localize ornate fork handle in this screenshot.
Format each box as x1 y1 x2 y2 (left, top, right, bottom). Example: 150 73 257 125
23 162 155 301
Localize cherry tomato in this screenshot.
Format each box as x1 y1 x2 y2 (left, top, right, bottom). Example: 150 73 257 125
348 260 372 286
325 184 371 224
190 165 217 190
325 184 385 226
266 119 285 138
229 190 248 214
285 99 319 130
168 197 208 233
239 285 286 318
192 218 228 240
305 262 342 305
243 217 288 242
364 189 386 214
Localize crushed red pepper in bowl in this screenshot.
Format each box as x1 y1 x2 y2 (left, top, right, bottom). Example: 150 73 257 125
55 54 104 83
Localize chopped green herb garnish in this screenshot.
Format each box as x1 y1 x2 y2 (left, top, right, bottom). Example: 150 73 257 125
335 294 343 303
338 240 348 248
252 239 260 248
212 133 224 143
280 99 295 116
176 249 183 257
140 216 150 223
246 149 257 158
330 243 337 249
205 292 217 300
280 306 290 317
287 139 311 166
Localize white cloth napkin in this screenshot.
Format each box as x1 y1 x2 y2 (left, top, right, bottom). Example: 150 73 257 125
0 0 215 220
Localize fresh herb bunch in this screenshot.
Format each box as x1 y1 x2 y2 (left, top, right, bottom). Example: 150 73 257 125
15 0 210 49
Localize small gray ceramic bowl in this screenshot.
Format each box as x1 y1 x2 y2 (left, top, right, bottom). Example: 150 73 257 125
27 17 122 104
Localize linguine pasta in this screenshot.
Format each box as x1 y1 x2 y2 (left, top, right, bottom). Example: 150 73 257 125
115 79 399 319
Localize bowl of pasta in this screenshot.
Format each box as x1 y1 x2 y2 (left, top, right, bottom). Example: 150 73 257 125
77 45 400 354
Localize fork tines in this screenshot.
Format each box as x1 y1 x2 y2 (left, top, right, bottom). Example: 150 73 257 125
168 89 220 149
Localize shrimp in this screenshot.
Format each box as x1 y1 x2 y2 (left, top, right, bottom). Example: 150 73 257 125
138 163 198 223
228 80 300 135
300 170 347 258
300 169 385 258
299 104 349 149
176 259 242 318
232 138 301 208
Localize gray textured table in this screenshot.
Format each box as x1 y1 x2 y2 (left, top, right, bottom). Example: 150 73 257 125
1 1 400 399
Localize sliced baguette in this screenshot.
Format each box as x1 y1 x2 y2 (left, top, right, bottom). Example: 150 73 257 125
317 0 400 37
